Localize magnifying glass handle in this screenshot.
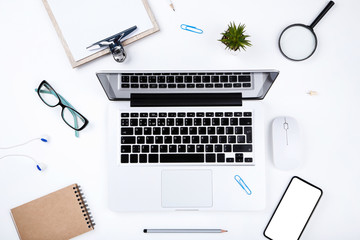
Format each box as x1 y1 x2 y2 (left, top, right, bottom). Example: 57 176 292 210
310 1 335 29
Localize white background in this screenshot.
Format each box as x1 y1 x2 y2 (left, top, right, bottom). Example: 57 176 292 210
0 0 359 239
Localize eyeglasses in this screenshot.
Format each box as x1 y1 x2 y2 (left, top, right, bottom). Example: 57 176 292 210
36 80 89 137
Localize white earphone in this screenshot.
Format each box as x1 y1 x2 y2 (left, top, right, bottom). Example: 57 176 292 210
0 136 49 172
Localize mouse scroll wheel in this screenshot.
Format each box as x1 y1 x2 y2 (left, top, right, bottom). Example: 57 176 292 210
283 122 289 130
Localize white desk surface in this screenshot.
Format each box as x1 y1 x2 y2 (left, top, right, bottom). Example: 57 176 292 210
1 0 359 239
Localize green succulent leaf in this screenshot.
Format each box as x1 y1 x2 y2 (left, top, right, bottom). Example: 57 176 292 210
219 22 252 52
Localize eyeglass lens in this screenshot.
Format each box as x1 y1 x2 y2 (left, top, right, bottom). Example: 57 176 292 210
38 83 60 107
62 107 86 130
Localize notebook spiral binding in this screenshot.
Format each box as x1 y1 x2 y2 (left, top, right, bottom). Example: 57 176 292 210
73 185 95 229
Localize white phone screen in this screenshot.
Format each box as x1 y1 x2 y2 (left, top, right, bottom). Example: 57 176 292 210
264 177 322 240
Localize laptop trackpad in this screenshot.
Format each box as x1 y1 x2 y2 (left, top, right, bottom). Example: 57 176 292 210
161 170 213 208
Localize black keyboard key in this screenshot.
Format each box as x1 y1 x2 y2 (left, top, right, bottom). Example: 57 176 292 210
158 118 166 126
131 153 143 164
121 84 130 88
121 136 136 144
176 118 184 126
175 76 184 83
226 158 235 163
206 145 214 152
160 145 168 153
149 154 159 163
166 76 175 83
215 145 222 152
208 127 216 134
178 112 186 117
162 127 170 135
150 112 157 117
153 127 161 135
185 76 193 83
206 112 214 117
135 128 142 135
144 127 152 135
121 113 129 117
220 76 228 82
192 136 200 143
225 112 233 117
139 119 147 126
137 136 145 144
158 76 165 83
130 119 138 126
178 145 186 152
202 76 210 82
149 76 157 83
169 84 176 88
235 153 244 162
196 112 205 117
245 157 253 163
206 154 216 162
196 145 205 152
140 84 149 88
185 118 193 126
244 127 252 143
132 145 140 153
203 118 211 126
211 76 220 82
159 84 167 88
224 83 232 88
229 76 237 82
237 135 246 143
196 84 204 88
215 112 223 117
215 84 223 88
217 153 225 162
238 75 251 82
193 76 201 83
174 136 181 143
150 84 157 88
235 127 243 134
240 118 252 125
187 145 195 152
226 127 234 134
180 127 188 135
201 136 209 143
228 136 236 143
160 154 204 163
148 119 156 126
233 145 253 152
178 84 186 88
205 84 214 88
212 118 220 125
194 118 202 126
121 154 129 163
151 145 159 152
233 83 242 88
140 76 148 83
121 128 133 135
219 136 227 143
121 145 131 153
243 83 251 88
234 112 242 117
141 145 149 153
130 76 139 83
171 127 179 135
210 136 218 143
121 76 129 83
221 118 229 125
155 136 163 144
189 127 197 134
182 136 190 144
164 136 172 144
198 127 207 134
131 84 139 88
168 112 176 117
139 154 147 163
169 145 177 152
224 145 232 152
217 127 225 134
187 84 195 88
121 119 129 126
146 136 154 144
230 118 238 125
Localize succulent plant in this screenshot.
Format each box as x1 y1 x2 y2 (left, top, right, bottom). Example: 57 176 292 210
219 22 252 52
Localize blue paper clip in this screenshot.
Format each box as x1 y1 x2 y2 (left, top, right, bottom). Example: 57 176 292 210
234 175 252 195
180 24 203 34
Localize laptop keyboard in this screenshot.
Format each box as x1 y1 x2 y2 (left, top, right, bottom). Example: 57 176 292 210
120 111 254 165
120 72 252 89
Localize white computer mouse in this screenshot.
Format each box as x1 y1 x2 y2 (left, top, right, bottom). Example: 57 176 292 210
272 116 302 170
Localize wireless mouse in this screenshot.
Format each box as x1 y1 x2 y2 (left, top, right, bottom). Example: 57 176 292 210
272 117 302 170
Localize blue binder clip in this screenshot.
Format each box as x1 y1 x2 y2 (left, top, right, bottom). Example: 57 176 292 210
87 25 137 63
180 24 203 34
234 175 252 195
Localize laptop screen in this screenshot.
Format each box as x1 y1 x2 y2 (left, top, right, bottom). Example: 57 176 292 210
96 70 279 101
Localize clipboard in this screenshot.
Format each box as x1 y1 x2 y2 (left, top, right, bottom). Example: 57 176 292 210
42 0 159 68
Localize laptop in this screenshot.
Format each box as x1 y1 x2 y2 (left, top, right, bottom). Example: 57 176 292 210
97 70 279 211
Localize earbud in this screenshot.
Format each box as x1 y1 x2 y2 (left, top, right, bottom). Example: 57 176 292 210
36 162 47 172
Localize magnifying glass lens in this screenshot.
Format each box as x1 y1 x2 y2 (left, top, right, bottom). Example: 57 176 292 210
279 25 317 61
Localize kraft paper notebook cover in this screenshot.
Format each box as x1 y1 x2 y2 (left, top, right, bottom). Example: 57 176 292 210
42 0 159 68
10 184 94 240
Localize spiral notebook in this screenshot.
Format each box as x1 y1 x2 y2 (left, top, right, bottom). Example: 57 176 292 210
10 184 94 240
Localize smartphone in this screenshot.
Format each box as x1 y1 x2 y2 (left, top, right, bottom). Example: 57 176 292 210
264 176 323 240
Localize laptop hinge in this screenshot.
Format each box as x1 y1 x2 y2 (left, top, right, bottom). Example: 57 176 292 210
130 93 242 107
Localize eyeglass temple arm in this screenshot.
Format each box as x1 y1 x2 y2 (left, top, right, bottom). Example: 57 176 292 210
35 89 80 137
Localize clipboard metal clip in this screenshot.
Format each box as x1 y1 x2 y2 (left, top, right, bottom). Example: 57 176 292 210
86 25 137 63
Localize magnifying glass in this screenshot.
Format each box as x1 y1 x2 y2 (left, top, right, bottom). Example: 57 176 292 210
279 1 335 61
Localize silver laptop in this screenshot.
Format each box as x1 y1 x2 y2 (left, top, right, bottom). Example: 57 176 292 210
97 70 279 211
